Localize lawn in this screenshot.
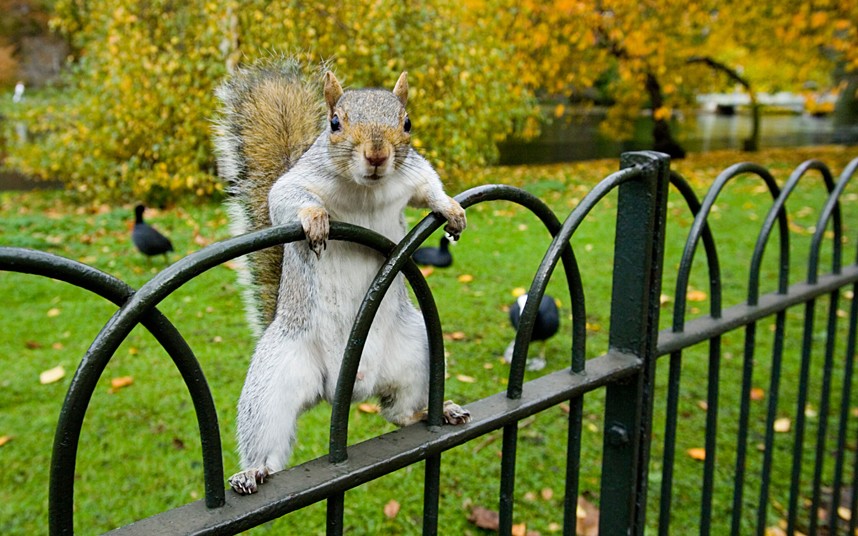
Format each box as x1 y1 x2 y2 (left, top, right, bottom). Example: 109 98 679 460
1 145 858 535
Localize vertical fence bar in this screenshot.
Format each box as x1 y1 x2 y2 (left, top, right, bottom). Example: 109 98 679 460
830 283 858 534
755 311 786 535
808 294 839 535
599 151 669 534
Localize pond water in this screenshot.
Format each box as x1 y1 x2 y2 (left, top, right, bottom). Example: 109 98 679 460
498 110 837 165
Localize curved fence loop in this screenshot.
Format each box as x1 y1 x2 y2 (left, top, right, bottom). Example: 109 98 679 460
328 184 586 462
0 247 225 534
46 224 309 535
673 163 779 330
506 165 645 398
804 160 844 283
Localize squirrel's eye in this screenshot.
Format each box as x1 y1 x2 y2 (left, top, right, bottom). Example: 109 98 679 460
403 116 411 133
330 115 341 132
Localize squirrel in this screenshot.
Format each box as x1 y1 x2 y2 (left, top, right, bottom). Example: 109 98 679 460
213 57 471 495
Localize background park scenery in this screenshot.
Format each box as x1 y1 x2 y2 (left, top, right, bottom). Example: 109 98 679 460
2 1 858 534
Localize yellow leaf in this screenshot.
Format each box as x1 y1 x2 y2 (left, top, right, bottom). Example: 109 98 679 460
47 308 61 318
383 499 400 519
750 387 765 401
687 447 706 461
0 436 11 447
653 106 672 122
687 289 708 302
553 103 566 118
358 403 380 414
420 266 435 278
109 376 134 393
774 417 791 433
40 365 66 385
456 374 476 383
457 274 474 283
512 287 527 298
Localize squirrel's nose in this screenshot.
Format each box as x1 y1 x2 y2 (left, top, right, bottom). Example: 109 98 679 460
365 150 389 168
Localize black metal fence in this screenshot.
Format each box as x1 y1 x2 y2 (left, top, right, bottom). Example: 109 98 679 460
3 150 858 534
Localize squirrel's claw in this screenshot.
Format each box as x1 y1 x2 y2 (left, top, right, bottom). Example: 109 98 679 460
229 466 270 495
299 206 330 258
442 198 467 241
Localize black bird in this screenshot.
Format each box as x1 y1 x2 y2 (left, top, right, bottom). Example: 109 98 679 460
132 204 173 260
412 235 453 268
503 292 560 371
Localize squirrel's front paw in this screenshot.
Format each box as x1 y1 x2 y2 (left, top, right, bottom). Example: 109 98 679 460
229 466 270 495
298 206 330 257
442 198 467 241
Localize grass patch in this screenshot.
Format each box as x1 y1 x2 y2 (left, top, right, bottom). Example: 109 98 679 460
1 145 857 534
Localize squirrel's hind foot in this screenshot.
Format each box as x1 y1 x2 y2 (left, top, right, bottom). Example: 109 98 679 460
229 465 270 495
442 400 471 425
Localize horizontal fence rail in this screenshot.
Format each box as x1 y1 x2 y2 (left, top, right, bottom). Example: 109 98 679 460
3 151 858 535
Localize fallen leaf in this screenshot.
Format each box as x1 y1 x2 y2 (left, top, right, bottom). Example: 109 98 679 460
358 403 380 414
687 447 706 461
576 495 600 536
511 522 527 536
750 387 765 401
456 374 476 383
0 436 11 447
420 266 435 278
468 506 499 530
39 365 66 385
51 342 64 350
687 289 708 302
697 400 708 411
457 274 474 283
660 294 672 306
774 417 791 433
109 376 134 393
384 499 400 519
765 526 787 536
838 506 851 521
512 287 527 298
541 487 554 500
47 307 61 318
450 331 466 341
172 437 186 450
25 340 42 349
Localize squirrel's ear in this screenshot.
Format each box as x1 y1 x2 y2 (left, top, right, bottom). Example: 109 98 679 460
393 72 408 107
324 71 344 116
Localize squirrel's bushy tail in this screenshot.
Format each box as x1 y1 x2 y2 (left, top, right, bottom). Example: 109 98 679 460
213 57 324 336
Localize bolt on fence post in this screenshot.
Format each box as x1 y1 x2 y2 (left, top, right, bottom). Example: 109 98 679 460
599 151 670 535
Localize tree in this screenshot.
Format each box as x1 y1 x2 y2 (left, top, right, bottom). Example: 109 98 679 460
498 0 857 155
4 0 538 202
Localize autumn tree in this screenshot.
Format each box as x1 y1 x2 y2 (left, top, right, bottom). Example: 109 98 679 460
4 0 537 202
500 0 857 155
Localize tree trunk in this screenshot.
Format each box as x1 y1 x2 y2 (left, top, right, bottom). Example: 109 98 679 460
645 72 686 159
687 56 760 152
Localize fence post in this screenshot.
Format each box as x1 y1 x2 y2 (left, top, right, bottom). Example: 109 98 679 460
599 151 669 534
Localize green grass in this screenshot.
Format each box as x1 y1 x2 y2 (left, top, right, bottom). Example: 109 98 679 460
1 146 858 535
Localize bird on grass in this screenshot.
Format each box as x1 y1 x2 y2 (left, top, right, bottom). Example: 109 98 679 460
132 204 173 260
503 292 560 371
413 235 453 268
